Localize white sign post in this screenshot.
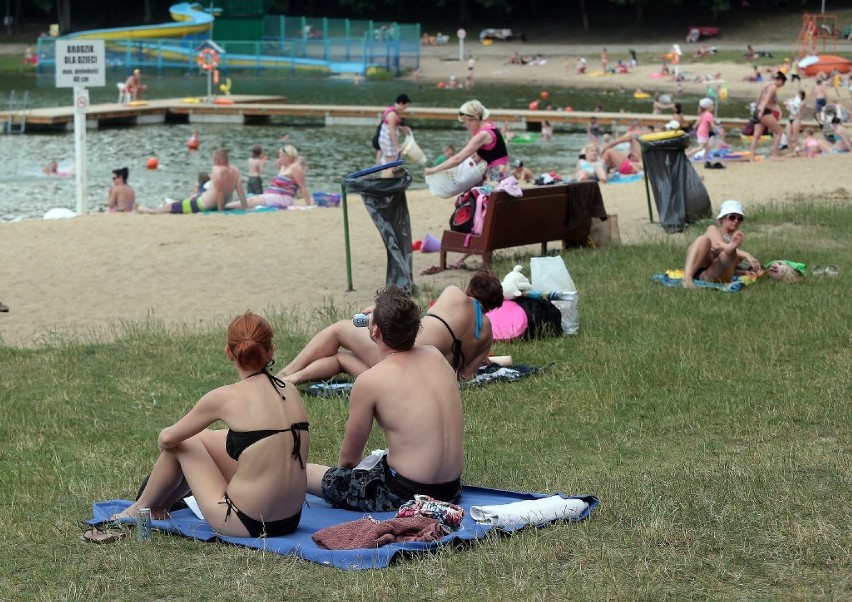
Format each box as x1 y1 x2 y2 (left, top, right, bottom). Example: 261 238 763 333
55 40 105 216
457 28 466 63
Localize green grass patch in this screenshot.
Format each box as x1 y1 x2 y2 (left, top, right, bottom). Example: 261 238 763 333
0 199 849 598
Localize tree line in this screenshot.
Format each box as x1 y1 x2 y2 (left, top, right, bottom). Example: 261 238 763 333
9 0 810 37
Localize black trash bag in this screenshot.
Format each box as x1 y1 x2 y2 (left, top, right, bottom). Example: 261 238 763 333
343 169 415 292
639 133 712 233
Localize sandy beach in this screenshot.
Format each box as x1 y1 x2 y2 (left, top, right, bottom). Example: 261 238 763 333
1 46 850 347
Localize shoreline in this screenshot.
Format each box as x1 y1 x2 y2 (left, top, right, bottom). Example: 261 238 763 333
2 152 850 349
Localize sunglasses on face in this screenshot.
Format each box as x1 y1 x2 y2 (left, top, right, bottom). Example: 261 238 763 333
726 214 743 223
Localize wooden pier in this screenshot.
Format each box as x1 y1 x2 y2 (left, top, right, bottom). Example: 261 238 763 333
1 94 754 133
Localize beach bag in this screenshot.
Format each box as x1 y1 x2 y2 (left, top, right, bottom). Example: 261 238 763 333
371 121 382 150
449 191 475 233
426 157 486 198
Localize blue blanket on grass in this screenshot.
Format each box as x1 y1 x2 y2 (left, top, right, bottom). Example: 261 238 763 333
87 487 599 570
652 273 747 292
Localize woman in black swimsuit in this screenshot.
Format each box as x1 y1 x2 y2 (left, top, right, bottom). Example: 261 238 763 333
113 311 309 538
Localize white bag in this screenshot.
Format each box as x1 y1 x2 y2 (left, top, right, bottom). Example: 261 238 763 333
530 256 579 335
401 132 427 165
425 157 486 198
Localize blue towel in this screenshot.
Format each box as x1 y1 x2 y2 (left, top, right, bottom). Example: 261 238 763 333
608 172 644 184
652 273 746 292
87 486 599 570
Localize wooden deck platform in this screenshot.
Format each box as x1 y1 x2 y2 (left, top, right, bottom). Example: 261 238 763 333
1 95 755 133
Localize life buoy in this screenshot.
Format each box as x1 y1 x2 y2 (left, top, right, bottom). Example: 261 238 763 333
197 48 220 72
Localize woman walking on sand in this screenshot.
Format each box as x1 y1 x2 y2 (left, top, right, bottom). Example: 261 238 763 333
749 71 787 160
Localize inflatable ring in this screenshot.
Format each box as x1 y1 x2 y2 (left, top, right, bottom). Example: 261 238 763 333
196 48 220 72
633 92 650 99
213 97 234 105
182 97 202 103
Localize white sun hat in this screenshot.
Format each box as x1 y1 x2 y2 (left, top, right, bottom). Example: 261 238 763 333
699 97 714 109
716 199 745 220
665 120 681 131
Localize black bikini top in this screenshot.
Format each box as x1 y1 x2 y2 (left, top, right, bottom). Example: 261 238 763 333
225 361 309 467
424 313 464 377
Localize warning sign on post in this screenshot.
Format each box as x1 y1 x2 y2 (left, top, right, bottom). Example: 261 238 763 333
55 40 105 88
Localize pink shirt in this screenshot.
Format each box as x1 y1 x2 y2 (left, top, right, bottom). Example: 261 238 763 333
696 110 714 139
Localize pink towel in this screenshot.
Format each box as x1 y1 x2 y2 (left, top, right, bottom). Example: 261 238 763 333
312 516 447 550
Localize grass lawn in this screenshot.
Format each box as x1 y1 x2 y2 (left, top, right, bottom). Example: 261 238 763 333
0 198 849 599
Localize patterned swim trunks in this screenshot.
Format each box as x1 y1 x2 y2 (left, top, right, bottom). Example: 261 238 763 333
320 457 405 512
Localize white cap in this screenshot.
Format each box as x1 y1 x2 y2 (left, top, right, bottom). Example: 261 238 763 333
699 98 714 109
665 120 681 131
716 200 745 220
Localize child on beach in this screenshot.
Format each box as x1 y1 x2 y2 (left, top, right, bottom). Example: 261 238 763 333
691 98 715 160
247 145 267 195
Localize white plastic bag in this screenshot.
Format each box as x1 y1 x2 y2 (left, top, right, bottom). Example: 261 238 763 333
530 256 579 335
425 157 485 198
530 256 576 292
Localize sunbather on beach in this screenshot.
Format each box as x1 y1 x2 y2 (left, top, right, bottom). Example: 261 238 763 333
226 145 310 209
279 270 503 383
109 312 309 538
138 148 247 213
106 167 136 213
683 200 763 289
306 286 464 512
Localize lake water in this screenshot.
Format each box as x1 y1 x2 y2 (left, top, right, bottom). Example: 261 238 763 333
0 74 699 222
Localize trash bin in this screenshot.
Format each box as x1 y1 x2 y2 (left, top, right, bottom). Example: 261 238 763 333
639 131 712 233
342 167 414 292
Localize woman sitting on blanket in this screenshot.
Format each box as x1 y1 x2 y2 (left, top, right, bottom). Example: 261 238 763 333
227 145 311 209
112 311 310 538
278 270 504 384
424 100 509 270
683 200 763 289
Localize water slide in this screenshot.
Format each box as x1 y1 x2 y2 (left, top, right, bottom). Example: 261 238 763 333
65 3 214 40
62 2 366 75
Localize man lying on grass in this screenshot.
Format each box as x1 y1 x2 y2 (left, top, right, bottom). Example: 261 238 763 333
306 286 464 512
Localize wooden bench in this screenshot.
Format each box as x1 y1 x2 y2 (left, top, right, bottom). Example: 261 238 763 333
439 182 608 269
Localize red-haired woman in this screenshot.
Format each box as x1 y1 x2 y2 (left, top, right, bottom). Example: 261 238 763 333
112 311 309 538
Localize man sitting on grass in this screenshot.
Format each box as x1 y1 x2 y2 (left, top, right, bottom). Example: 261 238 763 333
306 286 464 511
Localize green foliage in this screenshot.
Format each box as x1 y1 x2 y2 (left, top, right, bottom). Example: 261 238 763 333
0 199 849 598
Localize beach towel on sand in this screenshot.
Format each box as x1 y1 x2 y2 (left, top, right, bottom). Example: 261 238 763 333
86 487 599 570
652 269 760 293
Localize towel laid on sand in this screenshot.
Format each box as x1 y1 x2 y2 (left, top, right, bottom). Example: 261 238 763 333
312 515 447 550
470 494 590 530
652 269 759 293
86 486 599 570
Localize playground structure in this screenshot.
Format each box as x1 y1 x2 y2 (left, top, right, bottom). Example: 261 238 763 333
35 2 420 79
793 13 852 76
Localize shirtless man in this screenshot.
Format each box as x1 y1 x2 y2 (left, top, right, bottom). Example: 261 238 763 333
139 148 247 214
749 71 787 160
279 270 504 383
306 286 464 511
683 200 762 289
